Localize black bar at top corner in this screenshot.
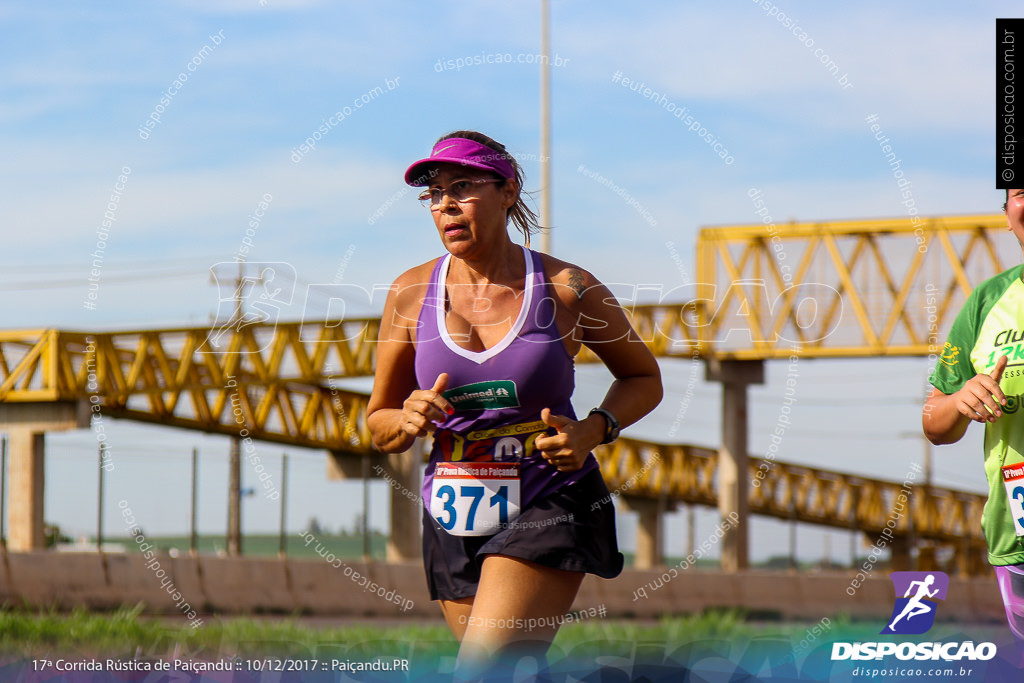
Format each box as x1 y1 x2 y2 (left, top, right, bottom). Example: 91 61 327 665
997 18 1024 189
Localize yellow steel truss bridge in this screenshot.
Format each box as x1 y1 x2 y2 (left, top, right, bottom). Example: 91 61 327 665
0 213 1009 573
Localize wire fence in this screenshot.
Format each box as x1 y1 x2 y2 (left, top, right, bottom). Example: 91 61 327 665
0 434 388 559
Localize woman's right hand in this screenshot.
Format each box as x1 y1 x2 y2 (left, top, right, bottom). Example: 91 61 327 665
400 373 453 438
954 355 1008 423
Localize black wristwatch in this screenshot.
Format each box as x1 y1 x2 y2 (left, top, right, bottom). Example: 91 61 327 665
588 407 621 444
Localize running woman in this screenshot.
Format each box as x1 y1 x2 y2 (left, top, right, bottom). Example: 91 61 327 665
367 131 662 678
923 189 1024 649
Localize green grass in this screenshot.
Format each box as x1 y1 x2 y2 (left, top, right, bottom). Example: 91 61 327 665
0 606 876 660
0 605 458 659
6 604 999 666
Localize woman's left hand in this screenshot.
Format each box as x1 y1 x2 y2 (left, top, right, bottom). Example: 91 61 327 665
534 408 605 472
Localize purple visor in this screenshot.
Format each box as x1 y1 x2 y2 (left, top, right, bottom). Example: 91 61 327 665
404 138 515 186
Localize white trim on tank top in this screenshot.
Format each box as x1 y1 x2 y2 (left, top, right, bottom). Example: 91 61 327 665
435 245 533 364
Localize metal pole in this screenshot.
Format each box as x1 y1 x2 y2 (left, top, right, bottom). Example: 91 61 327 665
190 447 198 556
789 516 797 571
362 455 370 561
850 485 859 570
539 0 552 254
687 505 695 558
1 435 7 548
278 453 288 557
923 435 932 488
850 530 857 570
97 442 105 551
236 260 245 326
657 489 666 565
908 475 917 571
228 437 241 556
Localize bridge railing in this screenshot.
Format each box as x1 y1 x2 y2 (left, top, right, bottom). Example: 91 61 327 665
598 437 986 546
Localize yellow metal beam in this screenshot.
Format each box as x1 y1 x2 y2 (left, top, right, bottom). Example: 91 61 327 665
0 212 1006 572
602 437 986 548
694 214 1008 358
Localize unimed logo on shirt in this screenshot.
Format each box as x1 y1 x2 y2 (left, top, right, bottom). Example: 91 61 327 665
443 380 520 411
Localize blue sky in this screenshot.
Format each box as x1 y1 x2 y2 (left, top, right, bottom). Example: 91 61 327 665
0 1 1013 561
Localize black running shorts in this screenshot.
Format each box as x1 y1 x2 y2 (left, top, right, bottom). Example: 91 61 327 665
421 467 624 601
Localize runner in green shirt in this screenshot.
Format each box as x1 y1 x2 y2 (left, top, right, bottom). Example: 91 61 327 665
924 188 1024 644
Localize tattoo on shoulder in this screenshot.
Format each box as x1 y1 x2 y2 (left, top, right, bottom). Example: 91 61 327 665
567 269 585 300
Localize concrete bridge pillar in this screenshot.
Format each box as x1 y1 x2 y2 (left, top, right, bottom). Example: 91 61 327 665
889 535 913 572
384 441 422 562
621 496 663 569
706 359 764 572
327 440 423 562
8 430 45 550
0 402 88 552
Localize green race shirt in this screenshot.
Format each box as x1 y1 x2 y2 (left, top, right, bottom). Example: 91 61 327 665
930 264 1024 566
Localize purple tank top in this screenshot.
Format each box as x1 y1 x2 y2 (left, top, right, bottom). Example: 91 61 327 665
414 246 598 509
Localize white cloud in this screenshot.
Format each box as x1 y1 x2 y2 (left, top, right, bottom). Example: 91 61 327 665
0 140 397 244
558 4 990 131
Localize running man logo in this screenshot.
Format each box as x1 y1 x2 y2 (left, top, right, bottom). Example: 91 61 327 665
200 262 297 354
881 571 949 635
